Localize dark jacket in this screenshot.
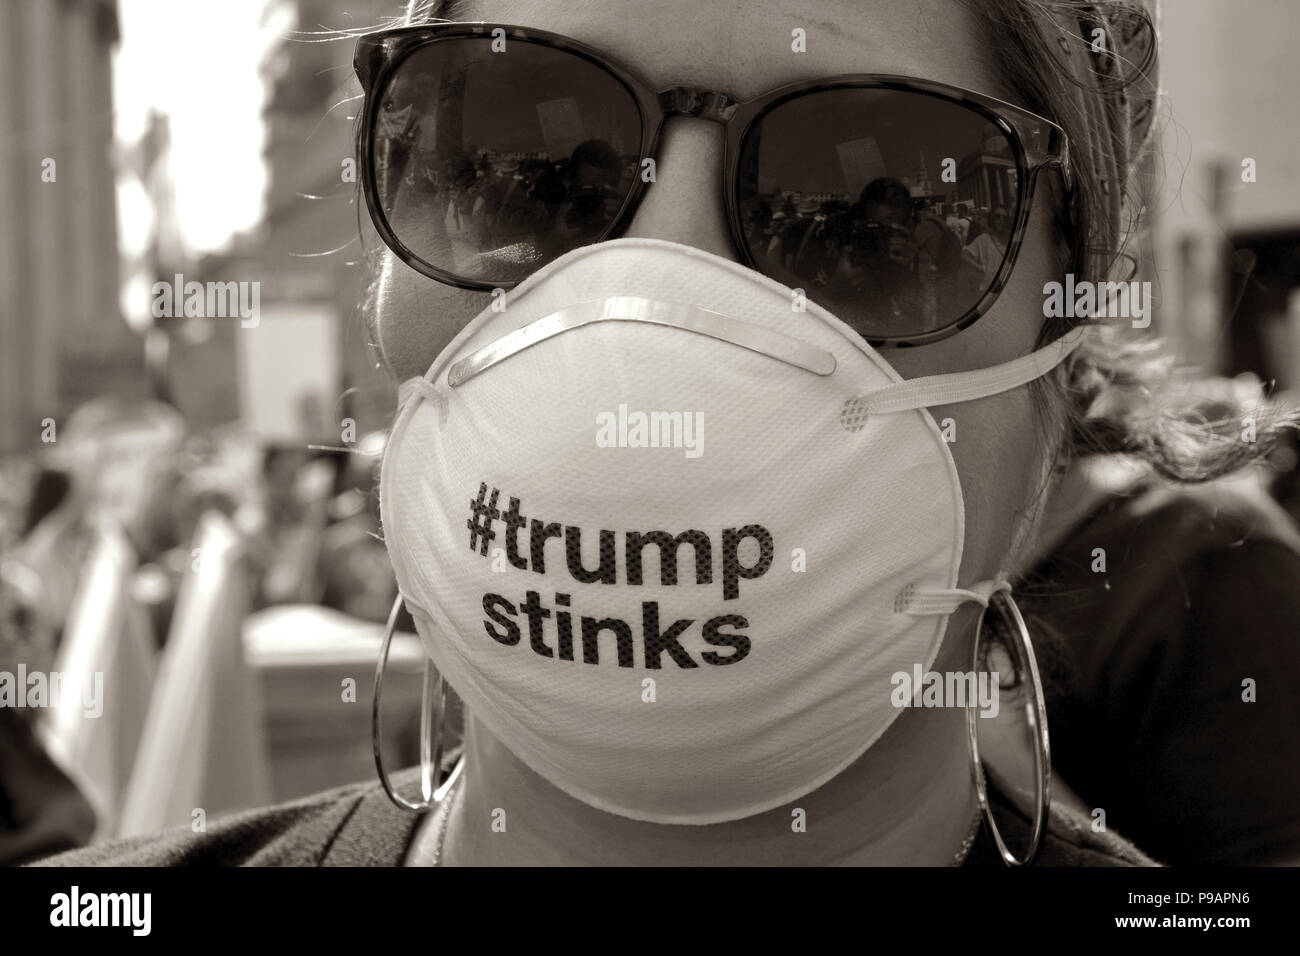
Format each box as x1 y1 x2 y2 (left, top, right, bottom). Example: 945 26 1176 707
31 767 1153 867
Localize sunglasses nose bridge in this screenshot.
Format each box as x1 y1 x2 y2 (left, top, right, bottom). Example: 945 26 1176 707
658 87 741 125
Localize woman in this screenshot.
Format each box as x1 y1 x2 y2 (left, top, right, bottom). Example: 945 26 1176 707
36 0 1295 867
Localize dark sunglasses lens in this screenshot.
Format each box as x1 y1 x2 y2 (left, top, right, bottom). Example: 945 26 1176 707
369 38 643 285
737 88 1019 340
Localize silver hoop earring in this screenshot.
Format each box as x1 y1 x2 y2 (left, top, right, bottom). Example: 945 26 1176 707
966 588 1051 866
373 595 464 813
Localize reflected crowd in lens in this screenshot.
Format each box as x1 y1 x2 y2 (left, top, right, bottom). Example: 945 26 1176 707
378 119 1014 340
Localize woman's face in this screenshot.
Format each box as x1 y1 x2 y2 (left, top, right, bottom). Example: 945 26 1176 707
370 0 1066 591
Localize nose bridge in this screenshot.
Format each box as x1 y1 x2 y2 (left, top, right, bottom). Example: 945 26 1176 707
658 87 741 125
621 89 737 260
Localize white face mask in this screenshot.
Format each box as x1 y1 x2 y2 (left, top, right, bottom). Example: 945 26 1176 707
380 238 1082 825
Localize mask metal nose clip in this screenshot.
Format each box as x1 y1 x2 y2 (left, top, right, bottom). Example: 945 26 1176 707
445 296 837 388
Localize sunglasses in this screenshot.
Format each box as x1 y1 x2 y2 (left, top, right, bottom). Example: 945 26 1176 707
355 23 1072 346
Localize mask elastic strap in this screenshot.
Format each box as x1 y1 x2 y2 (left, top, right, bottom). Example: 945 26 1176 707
399 376 442 407
398 376 449 425
897 578 1013 617
849 327 1086 417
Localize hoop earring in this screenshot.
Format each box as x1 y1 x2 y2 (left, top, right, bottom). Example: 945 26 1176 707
966 588 1051 866
373 595 464 812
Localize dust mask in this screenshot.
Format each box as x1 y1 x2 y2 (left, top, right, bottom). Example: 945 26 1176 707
380 238 1081 824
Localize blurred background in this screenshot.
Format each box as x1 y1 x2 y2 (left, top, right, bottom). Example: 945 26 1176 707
0 0 437 864
0 0 1297 864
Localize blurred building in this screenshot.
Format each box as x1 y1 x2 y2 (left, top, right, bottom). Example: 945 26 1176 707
0 0 144 456
1151 0 1300 375
166 0 396 443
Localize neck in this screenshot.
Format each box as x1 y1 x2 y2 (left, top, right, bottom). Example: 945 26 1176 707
422 605 982 866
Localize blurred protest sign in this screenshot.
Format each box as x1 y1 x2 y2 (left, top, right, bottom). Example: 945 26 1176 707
117 510 272 837
234 302 340 445
835 137 886 201
37 520 157 838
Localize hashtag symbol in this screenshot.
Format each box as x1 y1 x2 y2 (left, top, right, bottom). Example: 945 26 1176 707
467 483 501 556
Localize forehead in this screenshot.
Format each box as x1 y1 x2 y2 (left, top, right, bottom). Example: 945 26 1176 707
445 0 1010 104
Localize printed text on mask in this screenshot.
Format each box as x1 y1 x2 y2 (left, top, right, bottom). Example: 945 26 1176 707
470 484 772 668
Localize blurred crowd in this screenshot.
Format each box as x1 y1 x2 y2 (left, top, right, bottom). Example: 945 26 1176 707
0 398 397 688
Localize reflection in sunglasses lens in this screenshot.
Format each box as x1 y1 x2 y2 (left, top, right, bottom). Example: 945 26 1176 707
737 87 1018 340
372 38 642 285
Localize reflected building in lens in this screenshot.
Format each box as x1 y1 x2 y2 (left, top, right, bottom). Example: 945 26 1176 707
955 125 1019 212
905 152 935 200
